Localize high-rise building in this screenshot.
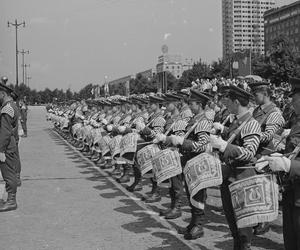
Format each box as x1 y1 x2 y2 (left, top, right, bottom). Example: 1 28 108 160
222 0 276 60
264 1 300 57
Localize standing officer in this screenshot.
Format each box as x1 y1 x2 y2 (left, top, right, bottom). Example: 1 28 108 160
0 82 19 212
210 85 261 250
263 77 300 250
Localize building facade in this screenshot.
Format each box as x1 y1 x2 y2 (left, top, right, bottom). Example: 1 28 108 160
264 0 300 57
156 54 193 79
222 0 276 60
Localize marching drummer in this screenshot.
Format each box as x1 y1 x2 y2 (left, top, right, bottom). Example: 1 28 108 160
155 89 213 240
156 93 185 220
135 95 166 203
210 85 261 250
248 81 285 235
262 77 300 250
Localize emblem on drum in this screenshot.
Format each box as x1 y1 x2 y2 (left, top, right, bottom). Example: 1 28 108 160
229 174 279 228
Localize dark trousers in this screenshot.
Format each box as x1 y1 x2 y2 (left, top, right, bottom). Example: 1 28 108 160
15 145 21 174
169 174 183 208
21 120 27 135
181 154 205 224
220 165 254 245
0 151 17 194
282 189 300 250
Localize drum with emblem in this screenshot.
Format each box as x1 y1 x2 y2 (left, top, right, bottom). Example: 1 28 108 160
136 144 160 176
184 152 222 210
109 135 123 159
151 148 182 184
120 133 140 164
229 174 279 228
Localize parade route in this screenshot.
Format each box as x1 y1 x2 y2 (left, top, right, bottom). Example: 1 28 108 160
0 106 285 250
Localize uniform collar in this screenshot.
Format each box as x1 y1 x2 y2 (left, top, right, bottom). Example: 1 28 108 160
236 110 252 125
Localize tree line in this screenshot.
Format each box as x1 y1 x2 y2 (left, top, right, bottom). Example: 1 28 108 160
11 34 300 104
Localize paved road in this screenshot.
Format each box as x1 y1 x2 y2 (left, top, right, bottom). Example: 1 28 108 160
0 106 284 250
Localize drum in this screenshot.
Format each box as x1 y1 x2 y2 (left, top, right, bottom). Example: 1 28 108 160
151 148 182 184
136 144 160 176
109 135 123 159
229 174 279 228
120 133 139 164
184 152 222 210
96 135 111 156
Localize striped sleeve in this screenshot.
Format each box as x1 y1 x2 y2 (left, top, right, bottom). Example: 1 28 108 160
121 115 132 126
173 120 188 134
141 116 166 138
182 119 211 153
261 111 285 144
225 119 261 162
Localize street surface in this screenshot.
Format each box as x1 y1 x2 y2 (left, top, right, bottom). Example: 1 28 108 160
0 106 284 250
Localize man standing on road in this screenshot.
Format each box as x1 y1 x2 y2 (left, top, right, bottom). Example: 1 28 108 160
0 82 19 211
19 99 28 137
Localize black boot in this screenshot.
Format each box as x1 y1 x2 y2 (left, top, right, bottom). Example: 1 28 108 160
117 165 131 183
143 180 161 203
91 152 101 162
126 166 142 192
16 173 22 187
144 192 161 203
177 214 195 235
183 213 204 240
111 164 121 176
253 222 270 235
0 193 17 212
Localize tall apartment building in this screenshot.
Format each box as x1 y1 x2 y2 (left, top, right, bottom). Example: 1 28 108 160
222 0 276 60
264 1 300 57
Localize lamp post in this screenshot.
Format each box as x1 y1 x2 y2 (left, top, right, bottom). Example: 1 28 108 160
19 49 29 85
8 19 26 87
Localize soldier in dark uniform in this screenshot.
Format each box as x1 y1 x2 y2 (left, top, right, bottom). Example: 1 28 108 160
263 77 300 250
0 82 19 212
211 85 261 250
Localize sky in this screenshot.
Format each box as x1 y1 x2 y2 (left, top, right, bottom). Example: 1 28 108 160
0 0 294 91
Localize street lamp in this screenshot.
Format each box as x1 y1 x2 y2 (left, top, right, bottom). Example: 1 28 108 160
8 19 25 87
19 49 29 85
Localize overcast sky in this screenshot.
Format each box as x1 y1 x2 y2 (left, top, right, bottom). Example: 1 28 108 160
0 0 293 91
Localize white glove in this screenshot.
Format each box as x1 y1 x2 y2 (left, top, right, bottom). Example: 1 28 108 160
107 125 113 132
169 135 184 146
255 156 269 173
210 135 228 152
213 122 224 133
102 119 108 125
118 126 126 133
136 122 145 131
0 152 6 163
18 128 24 136
153 134 166 144
282 129 291 138
265 155 291 173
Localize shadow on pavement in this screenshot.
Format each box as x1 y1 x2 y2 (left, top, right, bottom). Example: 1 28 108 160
47 128 284 250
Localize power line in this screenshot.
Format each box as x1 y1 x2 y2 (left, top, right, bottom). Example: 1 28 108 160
7 19 26 87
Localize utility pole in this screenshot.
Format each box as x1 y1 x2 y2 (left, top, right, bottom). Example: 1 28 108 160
26 76 31 88
19 49 29 85
23 64 30 86
8 19 26 87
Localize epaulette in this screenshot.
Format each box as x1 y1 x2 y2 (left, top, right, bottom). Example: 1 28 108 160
1 103 14 118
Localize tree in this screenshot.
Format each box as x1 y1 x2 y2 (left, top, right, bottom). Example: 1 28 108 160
253 34 300 84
